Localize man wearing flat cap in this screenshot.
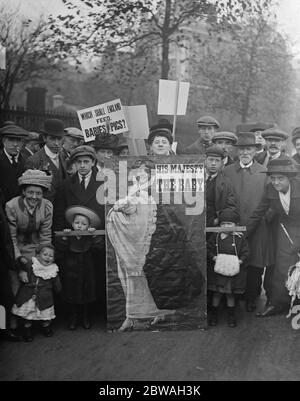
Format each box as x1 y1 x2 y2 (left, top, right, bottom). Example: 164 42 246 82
60 127 84 174
20 131 40 159
0 123 28 203
291 127 300 165
257 127 289 167
184 115 220 154
223 132 273 312
25 119 67 203
205 145 237 228
211 131 237 166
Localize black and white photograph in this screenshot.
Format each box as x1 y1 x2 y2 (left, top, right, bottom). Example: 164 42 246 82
0 0 300 384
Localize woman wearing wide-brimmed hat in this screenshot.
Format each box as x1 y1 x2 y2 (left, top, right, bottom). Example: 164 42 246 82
247 157 300 317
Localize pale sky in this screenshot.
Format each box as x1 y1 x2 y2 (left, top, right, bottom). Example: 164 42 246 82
1 0 300 55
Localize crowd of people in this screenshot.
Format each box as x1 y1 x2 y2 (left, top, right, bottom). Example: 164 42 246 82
0 114 300 341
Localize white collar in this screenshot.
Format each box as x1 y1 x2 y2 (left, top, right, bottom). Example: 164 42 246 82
4 148 19 162
240 160 253 169
78 170 92 181
25 147 34 156
32 256 59 280
44 145 59 159
268 151 281 160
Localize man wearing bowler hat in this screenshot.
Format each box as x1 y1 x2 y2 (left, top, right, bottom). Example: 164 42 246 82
211 131 237 166
258 127 289 167
184 115 220 154
25 119 67 203
223 132 273 312
0 123 28 203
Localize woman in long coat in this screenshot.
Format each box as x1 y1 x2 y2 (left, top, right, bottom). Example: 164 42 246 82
246 158 300 316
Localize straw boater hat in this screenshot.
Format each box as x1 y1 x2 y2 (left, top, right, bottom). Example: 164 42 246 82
65 205 101 229
266 158 298 177
18 169 52 190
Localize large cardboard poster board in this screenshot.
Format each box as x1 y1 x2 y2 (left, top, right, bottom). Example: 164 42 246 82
105 155 206 331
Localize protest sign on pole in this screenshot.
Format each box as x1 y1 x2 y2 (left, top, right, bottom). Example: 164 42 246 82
123 105 149 156
0 45 6 70
157 79 190 116
77 98 129 143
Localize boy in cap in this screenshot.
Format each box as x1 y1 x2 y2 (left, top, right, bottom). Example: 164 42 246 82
26 119 67 203
184 115 220 154
0 123 28 203
205 145 237 228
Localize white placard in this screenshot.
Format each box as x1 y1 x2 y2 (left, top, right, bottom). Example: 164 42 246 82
123 105 149 139
158 80 190 116
155 163 204 193
77 98 129 142
0 45 6 70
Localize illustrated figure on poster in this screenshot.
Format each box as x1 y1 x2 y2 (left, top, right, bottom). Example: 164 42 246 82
107 159 203 331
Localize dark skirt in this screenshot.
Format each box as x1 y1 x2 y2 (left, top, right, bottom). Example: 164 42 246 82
61 251 96 305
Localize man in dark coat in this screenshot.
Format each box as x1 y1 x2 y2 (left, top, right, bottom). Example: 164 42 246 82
184 115 220 154
205 146 238 227
20 131 40 159
25 119 67 204
223 133 273 312
0 124 28 203
256 127 289 167
211 131 237 167
0 189 22 341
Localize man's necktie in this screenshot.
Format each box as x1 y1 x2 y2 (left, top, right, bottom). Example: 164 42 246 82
11 156 18 167
81 176 86 191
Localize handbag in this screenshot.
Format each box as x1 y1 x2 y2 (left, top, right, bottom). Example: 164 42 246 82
214 233 240 277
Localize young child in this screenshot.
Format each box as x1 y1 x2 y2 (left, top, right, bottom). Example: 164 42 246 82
12 244 61 342
56 206 104 330
207 209 249 327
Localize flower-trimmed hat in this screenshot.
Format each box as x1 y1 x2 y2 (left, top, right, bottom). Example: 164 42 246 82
65 205 101 229
18 169 52 190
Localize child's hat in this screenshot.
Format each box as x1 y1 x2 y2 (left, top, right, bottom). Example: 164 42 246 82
219 209 239 224
65 205 101 228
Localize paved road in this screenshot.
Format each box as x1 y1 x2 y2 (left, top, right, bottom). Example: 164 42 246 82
1 301 299 381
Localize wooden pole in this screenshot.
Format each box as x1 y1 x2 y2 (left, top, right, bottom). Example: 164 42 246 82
172 79 180 142
54 230 105 237
205 226 246 233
